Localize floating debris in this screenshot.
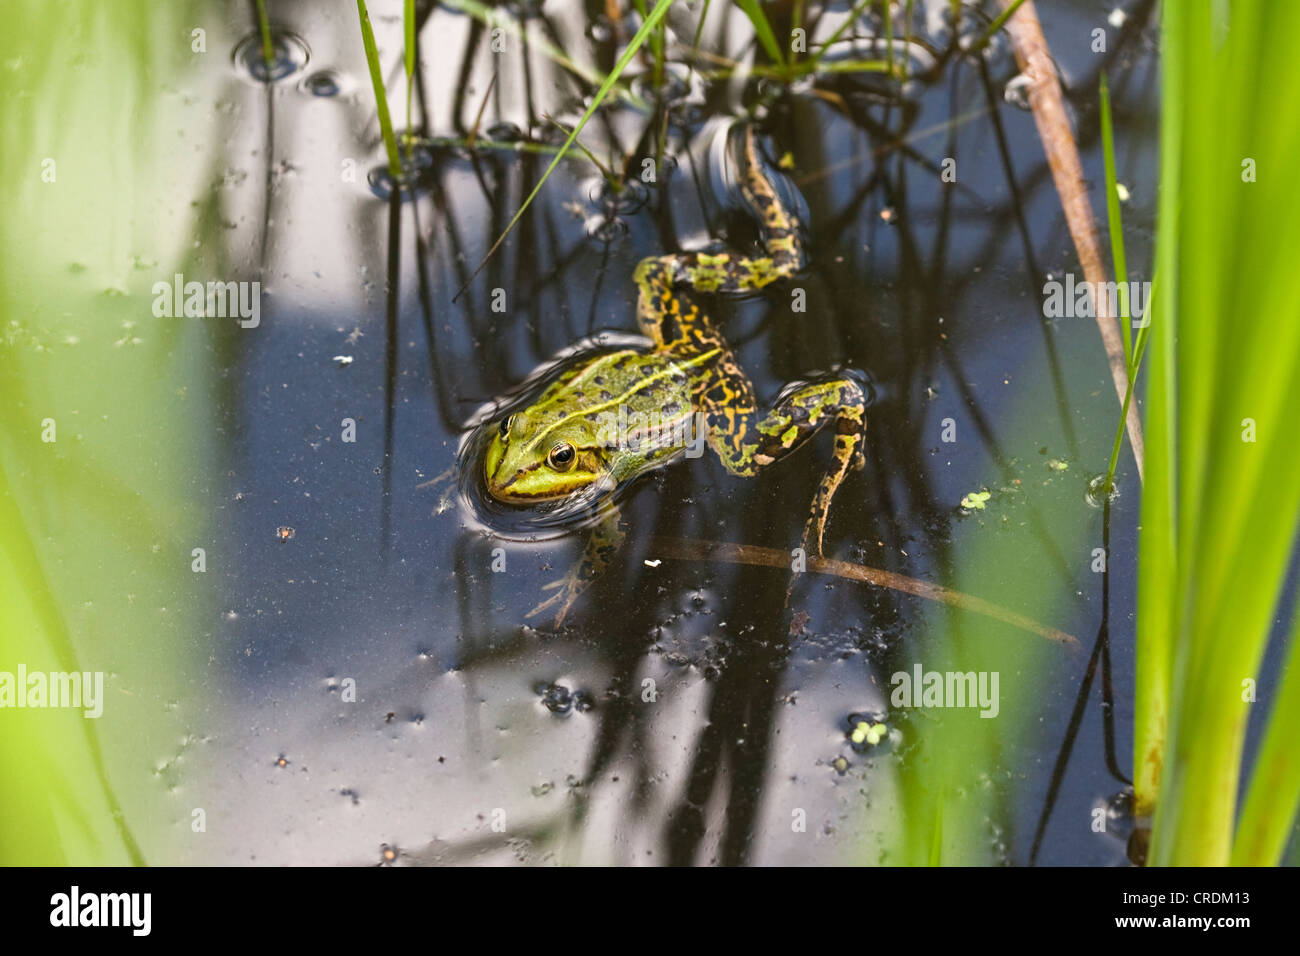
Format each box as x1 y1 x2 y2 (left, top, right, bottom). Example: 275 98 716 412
850 720 888 748
1004 72 1032 110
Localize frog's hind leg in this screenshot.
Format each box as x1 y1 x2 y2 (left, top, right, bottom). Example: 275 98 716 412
707 376 867 555
633 255 722 353
733 122 805 284
633 124 807 351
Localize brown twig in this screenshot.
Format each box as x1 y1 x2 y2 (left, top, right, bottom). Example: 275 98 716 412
999 0 1145 481
651 536 1079 646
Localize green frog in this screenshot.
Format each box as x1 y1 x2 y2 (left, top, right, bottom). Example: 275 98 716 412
482 122 868 623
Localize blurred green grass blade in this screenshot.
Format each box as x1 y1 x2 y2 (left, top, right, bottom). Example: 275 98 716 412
809 0 872 70
736 0 786 67
884 0 894 76
632 0 666 89
1132 0 1186 825
356 0 403 178
1 0 211 865
404 0 415 136
1232 607 1300 865
815 58 894 75
1098 72 1131 364
255 0 275 68
971 0 1027 54
1142 0 1300 865
1103 281 1152 493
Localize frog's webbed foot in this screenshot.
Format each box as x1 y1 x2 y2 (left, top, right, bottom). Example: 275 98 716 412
526 567 588 627
709 375 869 558
801 405 868 557
525 509 626 627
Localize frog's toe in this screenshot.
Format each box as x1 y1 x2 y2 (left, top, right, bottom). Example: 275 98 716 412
525 590 563 623
528 575 583 625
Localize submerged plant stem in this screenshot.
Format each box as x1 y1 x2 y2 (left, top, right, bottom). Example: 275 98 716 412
651 537 1078 646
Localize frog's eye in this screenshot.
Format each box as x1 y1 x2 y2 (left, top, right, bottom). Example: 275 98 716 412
547 442 576 471
499 415 515 440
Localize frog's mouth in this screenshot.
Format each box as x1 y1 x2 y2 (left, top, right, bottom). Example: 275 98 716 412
487 464 606 504
483 439 606 505
487 471 580 503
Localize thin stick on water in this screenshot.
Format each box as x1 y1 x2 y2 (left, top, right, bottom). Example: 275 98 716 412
651 537 1079 646
997 0 1145 481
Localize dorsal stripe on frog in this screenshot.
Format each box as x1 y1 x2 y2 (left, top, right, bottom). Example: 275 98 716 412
520 347 723 458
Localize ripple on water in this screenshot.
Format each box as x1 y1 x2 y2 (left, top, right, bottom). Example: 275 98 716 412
233 30 309 84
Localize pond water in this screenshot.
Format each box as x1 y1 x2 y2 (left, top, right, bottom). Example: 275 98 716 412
4 0 1199 866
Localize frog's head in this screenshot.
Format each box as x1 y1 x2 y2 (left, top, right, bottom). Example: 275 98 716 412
483 408 612 504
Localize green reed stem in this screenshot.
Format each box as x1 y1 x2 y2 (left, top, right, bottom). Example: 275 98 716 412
404 0 416 147
356 0 403 181
970 0 1027 53
1099 73 1132 365
810 0 874 70
736 0 786 70
255 0 275 70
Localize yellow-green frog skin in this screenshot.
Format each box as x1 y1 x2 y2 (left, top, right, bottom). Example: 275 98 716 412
483 123 867 623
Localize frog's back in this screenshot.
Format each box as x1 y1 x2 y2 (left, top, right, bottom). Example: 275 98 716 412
533 348 699 425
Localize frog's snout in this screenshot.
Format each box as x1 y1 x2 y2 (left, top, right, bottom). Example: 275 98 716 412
483 432 513 499
482 437 536 503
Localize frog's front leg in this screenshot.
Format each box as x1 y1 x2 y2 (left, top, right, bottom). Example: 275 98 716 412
707 377 867 555
633 123 804 352
526 507 626 626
